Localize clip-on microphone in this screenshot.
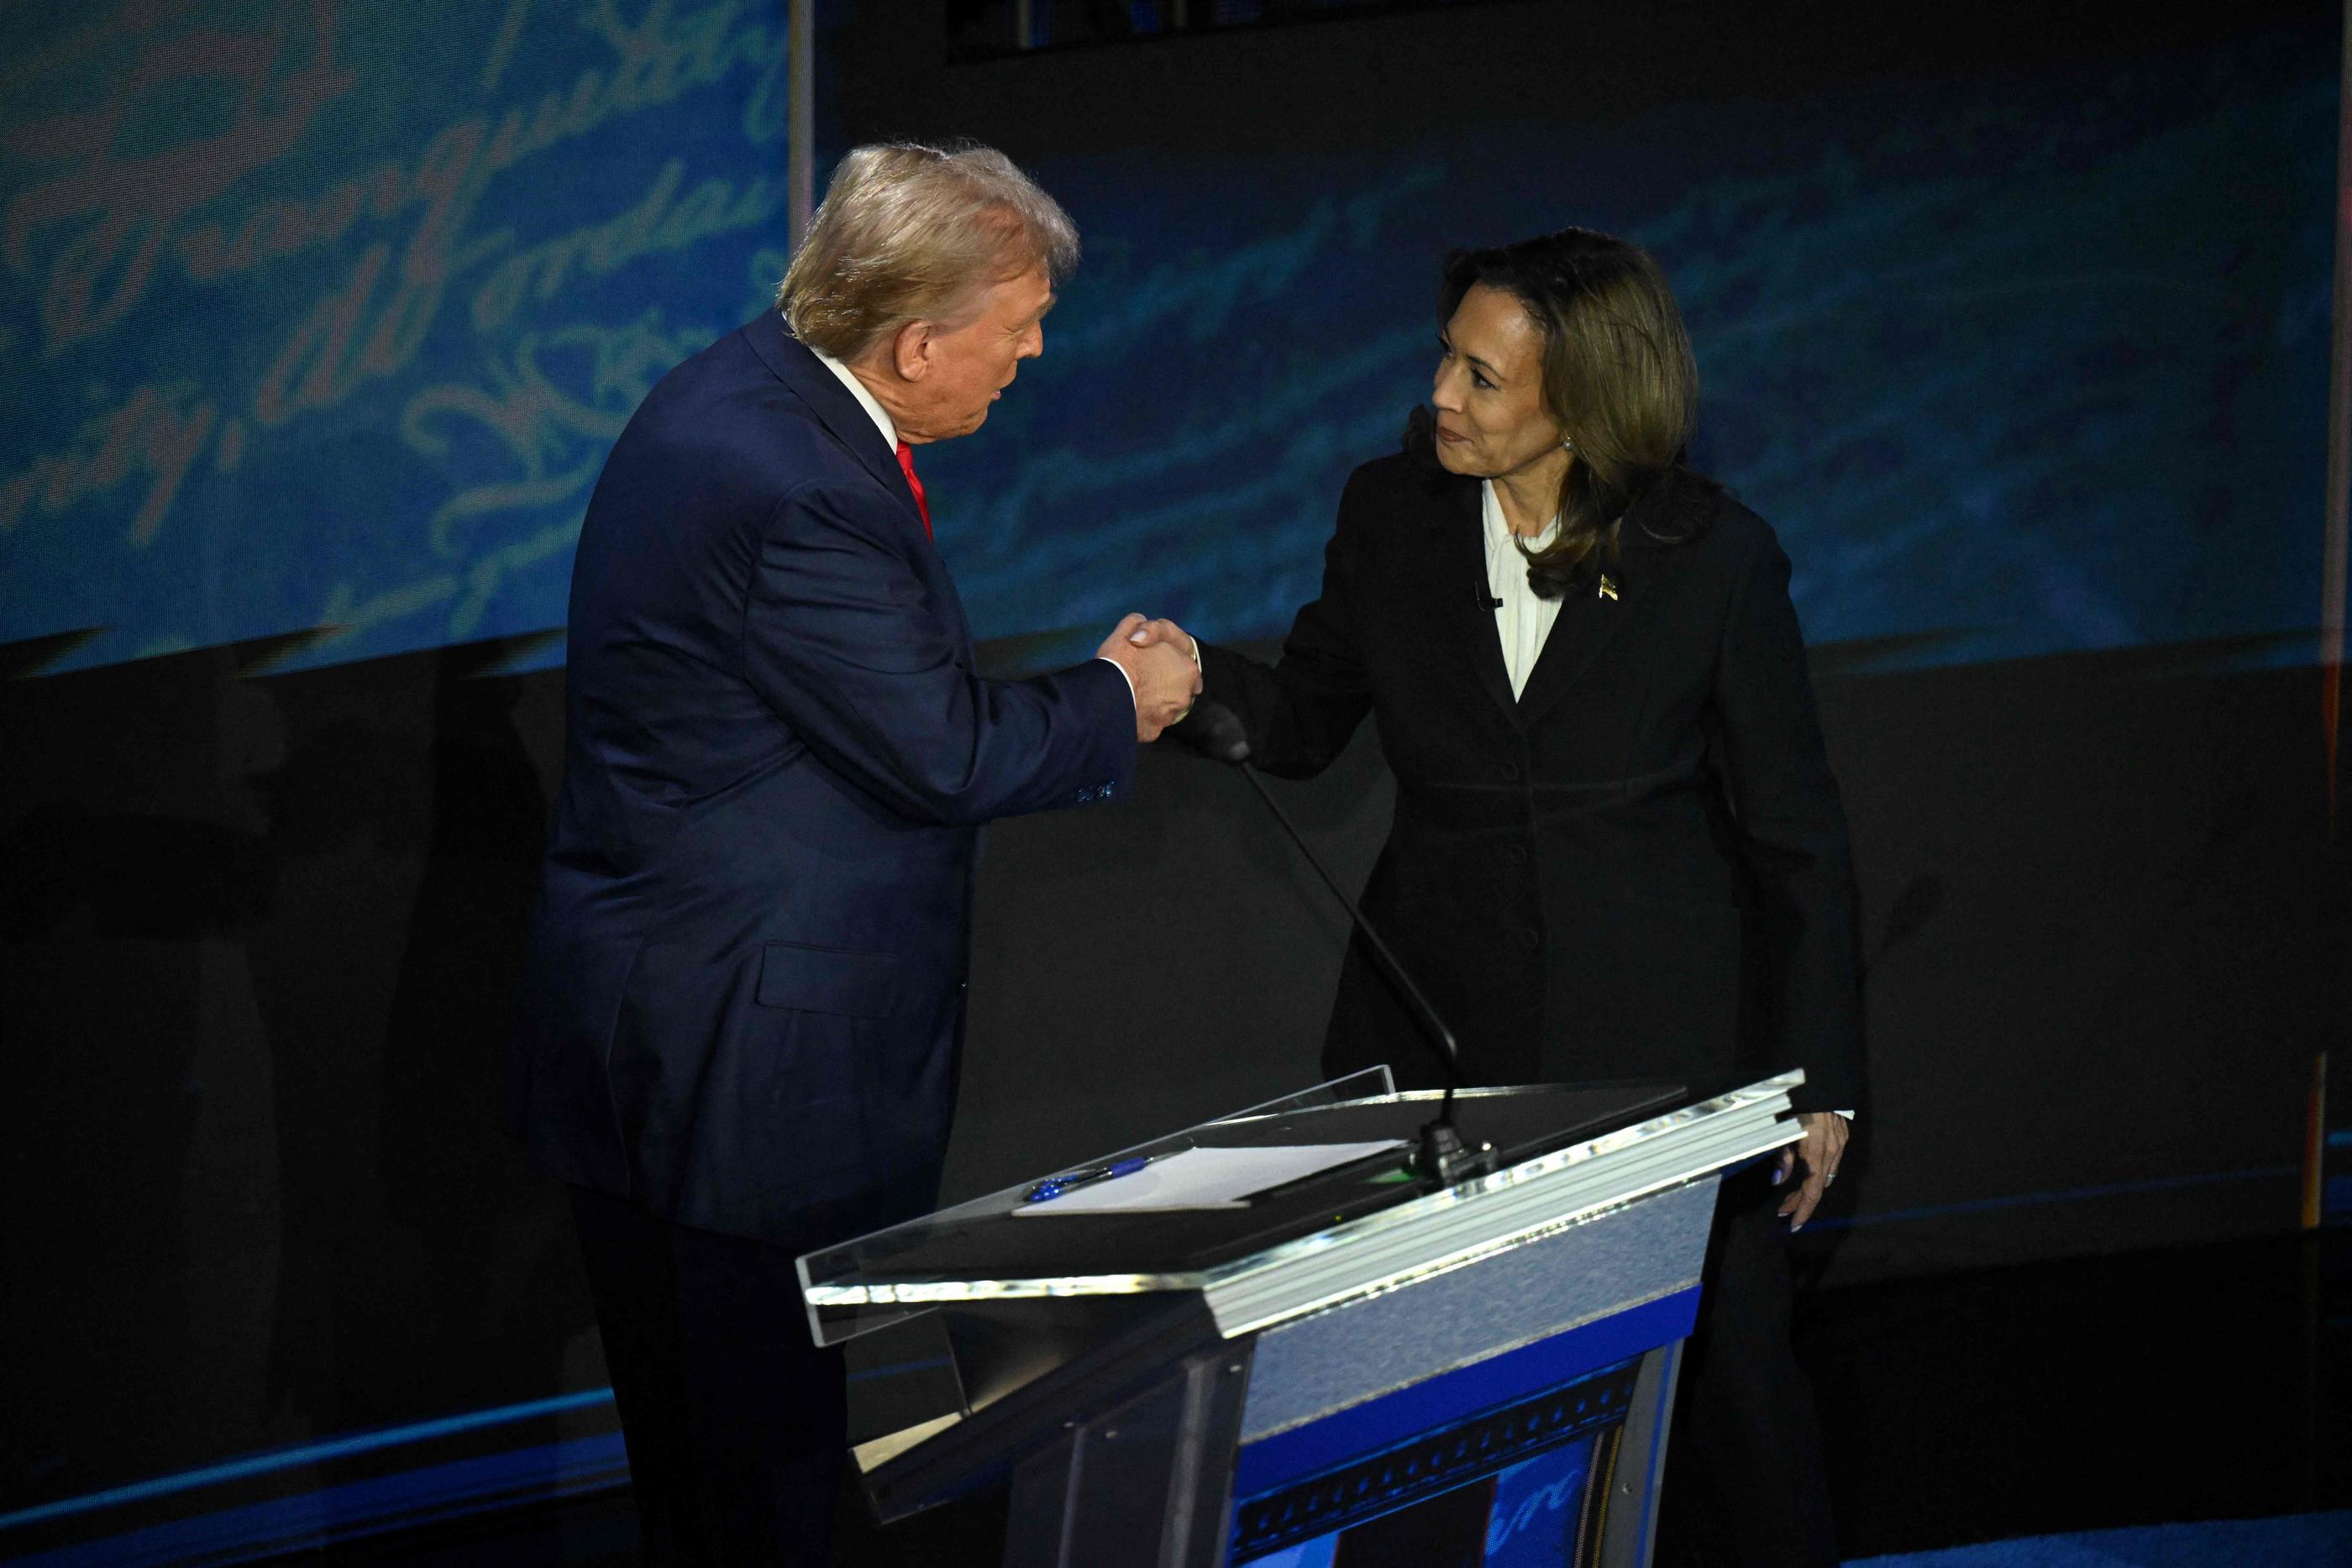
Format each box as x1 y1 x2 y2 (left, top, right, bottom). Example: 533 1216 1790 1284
1185 702 1495 1185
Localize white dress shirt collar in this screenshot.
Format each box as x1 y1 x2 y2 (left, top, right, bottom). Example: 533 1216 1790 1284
809 340 897 451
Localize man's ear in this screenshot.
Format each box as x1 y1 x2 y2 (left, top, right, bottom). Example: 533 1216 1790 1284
890 319 933 383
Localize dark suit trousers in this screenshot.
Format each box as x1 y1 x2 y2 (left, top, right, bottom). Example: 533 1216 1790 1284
570 1186 847 1566
1655 1166 1840 1568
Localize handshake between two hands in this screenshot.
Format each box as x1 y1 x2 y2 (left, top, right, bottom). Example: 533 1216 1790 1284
1096 613 1202 742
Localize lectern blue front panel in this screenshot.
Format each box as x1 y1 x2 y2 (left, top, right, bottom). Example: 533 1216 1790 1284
1232 1287 1698 1502
1237 1434 1603 1567
1234 1178 1719 1447
1228 1287 1698 1561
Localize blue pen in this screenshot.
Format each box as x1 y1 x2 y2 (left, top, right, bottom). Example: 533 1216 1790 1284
1025 1155 1152 1204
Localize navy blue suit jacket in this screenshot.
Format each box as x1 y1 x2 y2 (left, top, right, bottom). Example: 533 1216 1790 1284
509 317 1135 1243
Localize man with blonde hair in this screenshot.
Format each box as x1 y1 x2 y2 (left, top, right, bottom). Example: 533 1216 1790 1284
510 141 1199 1563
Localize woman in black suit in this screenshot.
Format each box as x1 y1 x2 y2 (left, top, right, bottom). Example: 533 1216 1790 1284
1174 228 1861 1567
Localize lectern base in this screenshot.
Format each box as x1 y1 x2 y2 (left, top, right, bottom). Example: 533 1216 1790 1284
1231 1344 1682 1568
1003 1346 1251 1566
1000 1337 1683 1568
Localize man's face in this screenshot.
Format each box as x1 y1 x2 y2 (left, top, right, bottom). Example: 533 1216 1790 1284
898 264 1054 443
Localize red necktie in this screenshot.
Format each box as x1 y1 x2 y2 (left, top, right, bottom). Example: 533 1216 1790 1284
895 439 932 539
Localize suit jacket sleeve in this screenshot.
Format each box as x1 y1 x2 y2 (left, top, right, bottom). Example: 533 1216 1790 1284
742 481 1137 826
1713 526 1866 1112
1190 471 1377 779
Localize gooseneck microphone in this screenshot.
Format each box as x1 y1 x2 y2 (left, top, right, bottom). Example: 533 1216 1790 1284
1185 702 1494 1184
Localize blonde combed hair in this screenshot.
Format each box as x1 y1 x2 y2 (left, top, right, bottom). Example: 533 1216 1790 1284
776 141 1080 363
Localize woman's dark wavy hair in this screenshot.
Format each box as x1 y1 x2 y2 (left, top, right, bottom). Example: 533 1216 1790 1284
1441 228 1698 597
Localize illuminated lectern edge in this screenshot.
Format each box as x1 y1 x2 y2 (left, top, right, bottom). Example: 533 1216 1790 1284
798 1070 1803 1348
793 1067 1394 1341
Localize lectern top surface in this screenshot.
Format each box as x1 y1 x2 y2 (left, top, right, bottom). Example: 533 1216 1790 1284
795 1072 1768 1344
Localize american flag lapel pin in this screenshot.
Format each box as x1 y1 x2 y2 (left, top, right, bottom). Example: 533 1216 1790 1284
1598 574 1619 601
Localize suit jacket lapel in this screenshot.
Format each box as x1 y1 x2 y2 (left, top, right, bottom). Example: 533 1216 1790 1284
1514 466 1719 727
1513 558 1639 728
1420 475 1519 722
741 316 974 656
741 316 932 541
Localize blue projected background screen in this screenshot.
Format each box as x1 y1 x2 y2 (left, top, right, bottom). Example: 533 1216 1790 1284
925 26 2334 671
0 9 2331 676
1 0 793 674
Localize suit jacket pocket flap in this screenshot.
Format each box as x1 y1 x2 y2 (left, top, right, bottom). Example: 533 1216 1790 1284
757 942 900 1018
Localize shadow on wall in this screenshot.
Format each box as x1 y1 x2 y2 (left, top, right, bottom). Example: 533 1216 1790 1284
0 792 269 1507
245 649 584 1433
0 642 596 1513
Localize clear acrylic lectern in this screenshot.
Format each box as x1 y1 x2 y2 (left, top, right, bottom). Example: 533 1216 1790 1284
799 1070 1803 1567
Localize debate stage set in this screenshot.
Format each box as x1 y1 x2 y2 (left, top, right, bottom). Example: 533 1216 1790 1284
3 1 2350 1565
820 1075 1796 1568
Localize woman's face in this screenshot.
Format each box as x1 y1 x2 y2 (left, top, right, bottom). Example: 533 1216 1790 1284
1431 282 1566 480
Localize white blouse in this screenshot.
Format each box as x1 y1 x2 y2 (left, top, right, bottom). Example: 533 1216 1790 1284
1481 479 1562 699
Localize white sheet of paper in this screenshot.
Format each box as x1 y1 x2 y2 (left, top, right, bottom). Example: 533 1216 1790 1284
1013 1141 1408 1216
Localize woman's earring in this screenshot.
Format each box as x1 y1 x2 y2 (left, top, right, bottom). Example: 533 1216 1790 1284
1561 436 1576 452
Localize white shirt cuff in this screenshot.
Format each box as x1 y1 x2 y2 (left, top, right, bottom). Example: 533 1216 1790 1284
1097 654 1137 706
1095 637 1200 714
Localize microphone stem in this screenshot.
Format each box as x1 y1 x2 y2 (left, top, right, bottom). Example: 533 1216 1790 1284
1231 762 1467 1119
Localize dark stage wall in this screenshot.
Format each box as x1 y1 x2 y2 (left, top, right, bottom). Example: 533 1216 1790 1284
1 0 2345 1543
955 637 2350 1282
3 633 2344 1513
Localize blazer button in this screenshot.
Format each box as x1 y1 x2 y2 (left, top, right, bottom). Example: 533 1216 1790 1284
1505 844 1530 865
1499 762 1521 782
1515 928 1540 951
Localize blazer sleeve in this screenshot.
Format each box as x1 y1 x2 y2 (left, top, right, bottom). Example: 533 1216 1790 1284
1188 471 1377 779
1712 525 1866 1113
742 481 1137 826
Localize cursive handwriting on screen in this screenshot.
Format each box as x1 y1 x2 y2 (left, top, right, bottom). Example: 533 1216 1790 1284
1 0 787 669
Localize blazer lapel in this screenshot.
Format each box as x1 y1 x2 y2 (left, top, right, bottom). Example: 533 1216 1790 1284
1513 466 1718 728
741 316 932 541
1513 558 1639 728
742 315 974 657
1421 477 1519 722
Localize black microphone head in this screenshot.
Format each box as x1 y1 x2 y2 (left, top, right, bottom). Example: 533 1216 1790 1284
1188 700 1252 765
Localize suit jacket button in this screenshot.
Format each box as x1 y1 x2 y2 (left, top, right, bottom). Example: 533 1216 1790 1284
1515 928 1540 951
1499 762 1520 782
1506 844 1530 865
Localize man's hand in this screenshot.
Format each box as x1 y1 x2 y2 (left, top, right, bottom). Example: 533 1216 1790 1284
1125 616 1199 663
1096 614 1203 742
1774 1111 1851 1232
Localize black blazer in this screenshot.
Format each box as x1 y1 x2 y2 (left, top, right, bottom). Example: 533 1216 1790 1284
1195 424 1862 1112
509 319 1135 1244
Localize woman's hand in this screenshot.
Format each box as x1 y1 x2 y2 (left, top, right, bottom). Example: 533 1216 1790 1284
1774 1112 1850 1232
